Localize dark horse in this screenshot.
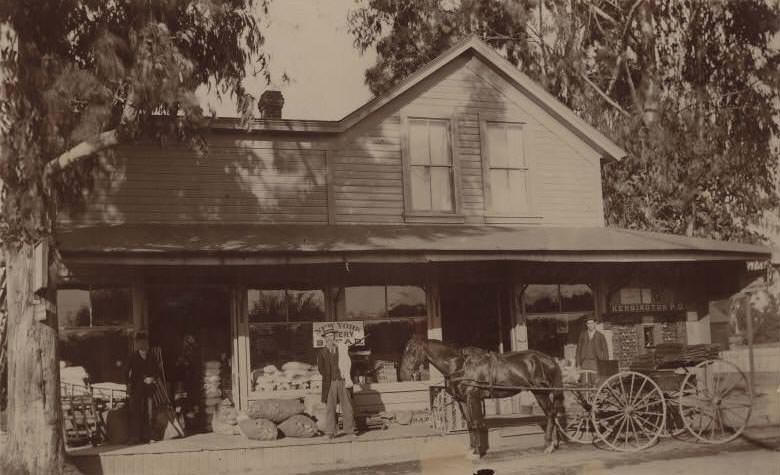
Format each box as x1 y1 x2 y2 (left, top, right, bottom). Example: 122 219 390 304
400 336 564 458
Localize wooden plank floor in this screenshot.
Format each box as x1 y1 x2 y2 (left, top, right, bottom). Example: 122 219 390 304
67 420 545 474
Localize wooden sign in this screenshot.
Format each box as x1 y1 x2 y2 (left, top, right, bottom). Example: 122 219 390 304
610 303 686 313
312 321 365 347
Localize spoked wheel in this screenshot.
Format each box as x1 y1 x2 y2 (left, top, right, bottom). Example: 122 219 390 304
555 389 598 444
679 359 752 444
591 371 666 452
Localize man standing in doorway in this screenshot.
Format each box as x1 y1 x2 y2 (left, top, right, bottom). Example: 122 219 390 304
576 317 608 384
127 334 160 444
316 329 355 439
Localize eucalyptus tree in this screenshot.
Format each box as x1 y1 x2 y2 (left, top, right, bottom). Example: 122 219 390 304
0 1 268 472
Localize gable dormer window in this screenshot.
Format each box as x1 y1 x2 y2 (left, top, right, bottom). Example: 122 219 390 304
404 118 457 213
481 120 531 215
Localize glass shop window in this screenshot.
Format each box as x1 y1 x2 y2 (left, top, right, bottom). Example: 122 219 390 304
335 285 428 383
523 284 594 360
247 288 326 394
57 287 133 328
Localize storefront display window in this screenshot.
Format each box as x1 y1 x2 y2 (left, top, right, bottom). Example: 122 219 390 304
57 287 133 328
248 288 326 393
336 285 428 382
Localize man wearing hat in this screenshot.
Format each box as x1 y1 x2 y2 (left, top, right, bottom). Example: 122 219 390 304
127 334 160 444
316 328 355 439
576 317 608 384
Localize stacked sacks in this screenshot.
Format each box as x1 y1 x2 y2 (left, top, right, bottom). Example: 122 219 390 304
202 360 222 430
252 362 323 392
237 397 321 440
246 398 304 423
278 414 319 438
211 399 241 436
237 412 278 441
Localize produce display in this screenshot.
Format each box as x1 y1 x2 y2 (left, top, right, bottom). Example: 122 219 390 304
251 361 322 393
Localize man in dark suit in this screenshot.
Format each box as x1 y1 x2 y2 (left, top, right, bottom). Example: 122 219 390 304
127 335 159 444
576 317 608 384
316 329 355 439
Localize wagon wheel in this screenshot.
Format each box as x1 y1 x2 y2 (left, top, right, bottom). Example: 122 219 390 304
591 371 666 452
555 388 598 444
678 359 752 444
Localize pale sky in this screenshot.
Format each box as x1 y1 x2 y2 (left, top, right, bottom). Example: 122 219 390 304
199 0 376 121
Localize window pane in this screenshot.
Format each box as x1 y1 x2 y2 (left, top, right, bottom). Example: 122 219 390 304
91 288 132 326
409 120 430 165
60 328 132 383
560 284 594 312
58 290 91 327
249 323 317 392
508 169 529 214
429 121 450 165
430 167 454 211
487 125 507 168
360 318 428 382
524 285 560 313
248 289 287 322
387 286 427 318
506 125 525 168
490 169 510 213
287 290 326 322
341 286 386 320
410 165 432 210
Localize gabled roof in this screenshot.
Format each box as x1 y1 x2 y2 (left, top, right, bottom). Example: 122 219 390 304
338 37 626 161
214 37 626 161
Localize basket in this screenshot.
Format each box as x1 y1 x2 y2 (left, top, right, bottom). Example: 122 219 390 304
429 386 468 433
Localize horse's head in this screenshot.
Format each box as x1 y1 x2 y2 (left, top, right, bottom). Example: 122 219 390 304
399 335 426 381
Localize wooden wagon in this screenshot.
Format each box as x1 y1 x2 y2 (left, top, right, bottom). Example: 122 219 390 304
555 344 753 451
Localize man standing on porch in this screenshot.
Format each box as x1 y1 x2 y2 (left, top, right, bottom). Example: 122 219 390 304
576 317 608 384
316 329 356 439
127 334 160 444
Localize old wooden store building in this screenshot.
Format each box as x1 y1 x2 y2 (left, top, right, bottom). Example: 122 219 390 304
56 37 769 425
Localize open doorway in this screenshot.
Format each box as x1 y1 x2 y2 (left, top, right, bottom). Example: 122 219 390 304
440 283 512 352
147 287 232 431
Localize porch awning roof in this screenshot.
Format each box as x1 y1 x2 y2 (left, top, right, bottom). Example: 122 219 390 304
56 224 771 265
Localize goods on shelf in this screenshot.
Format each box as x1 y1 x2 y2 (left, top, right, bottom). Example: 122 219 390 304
202 360 223 430
252 361 322 392
373 360 398 384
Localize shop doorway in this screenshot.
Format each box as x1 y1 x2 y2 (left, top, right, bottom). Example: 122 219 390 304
440 283 512 352
147 287 232 429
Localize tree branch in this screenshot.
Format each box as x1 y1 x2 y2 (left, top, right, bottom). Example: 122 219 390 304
43 130 119 181
580 72 631 117
586 1 618 25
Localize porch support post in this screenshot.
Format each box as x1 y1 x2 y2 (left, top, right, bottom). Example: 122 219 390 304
232 286 250 411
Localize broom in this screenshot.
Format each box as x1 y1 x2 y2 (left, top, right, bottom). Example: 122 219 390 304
151 347 185 438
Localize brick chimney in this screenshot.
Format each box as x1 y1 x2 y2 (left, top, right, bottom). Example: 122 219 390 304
258 90 284 119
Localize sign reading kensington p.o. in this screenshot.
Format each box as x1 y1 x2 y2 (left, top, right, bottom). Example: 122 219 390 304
610 303 687 313
312 321 365 347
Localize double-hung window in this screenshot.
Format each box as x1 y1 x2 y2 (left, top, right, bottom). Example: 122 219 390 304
407 118 455 213
483 121 530 215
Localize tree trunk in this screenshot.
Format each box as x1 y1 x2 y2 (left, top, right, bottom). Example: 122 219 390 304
2 242 64 475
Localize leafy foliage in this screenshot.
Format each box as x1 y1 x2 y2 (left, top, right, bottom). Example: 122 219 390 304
348 0 780 242
0 0 269 244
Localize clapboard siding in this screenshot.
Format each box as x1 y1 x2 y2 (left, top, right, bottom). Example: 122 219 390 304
62 51 607 228
61 141 330 225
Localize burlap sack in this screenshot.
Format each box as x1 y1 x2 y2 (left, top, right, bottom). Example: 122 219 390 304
246 398 304 423
212 417 241 436
237 418 278 441
278 414 319 438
